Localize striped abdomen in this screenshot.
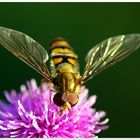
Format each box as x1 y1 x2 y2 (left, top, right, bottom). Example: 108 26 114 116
50 38 79 75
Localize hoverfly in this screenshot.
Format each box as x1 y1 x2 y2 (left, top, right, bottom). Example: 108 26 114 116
0 26 140 111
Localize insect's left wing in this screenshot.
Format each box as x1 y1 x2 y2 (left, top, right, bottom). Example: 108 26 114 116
82 34 140 83
0 26 51 81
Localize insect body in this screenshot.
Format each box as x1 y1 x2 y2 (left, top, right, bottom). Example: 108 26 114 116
50 38 81 108
0 26 140 111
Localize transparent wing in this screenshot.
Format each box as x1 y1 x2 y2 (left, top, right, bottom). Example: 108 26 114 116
0 26 51 81
82 34 140 83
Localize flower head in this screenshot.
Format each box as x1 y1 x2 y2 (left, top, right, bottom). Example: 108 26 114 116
0 79 108 138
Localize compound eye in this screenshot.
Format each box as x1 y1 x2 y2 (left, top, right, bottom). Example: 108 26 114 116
67 93 79 106
53 92 66 107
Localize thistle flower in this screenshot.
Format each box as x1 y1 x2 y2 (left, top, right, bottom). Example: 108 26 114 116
0 79 109 138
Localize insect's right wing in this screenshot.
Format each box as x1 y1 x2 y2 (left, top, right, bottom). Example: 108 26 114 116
82 34 140 83
0 26 52 81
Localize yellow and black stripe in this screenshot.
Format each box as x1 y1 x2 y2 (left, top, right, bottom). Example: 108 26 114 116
50 38 78 72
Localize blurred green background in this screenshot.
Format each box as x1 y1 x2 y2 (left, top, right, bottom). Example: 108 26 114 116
0 3 140 137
